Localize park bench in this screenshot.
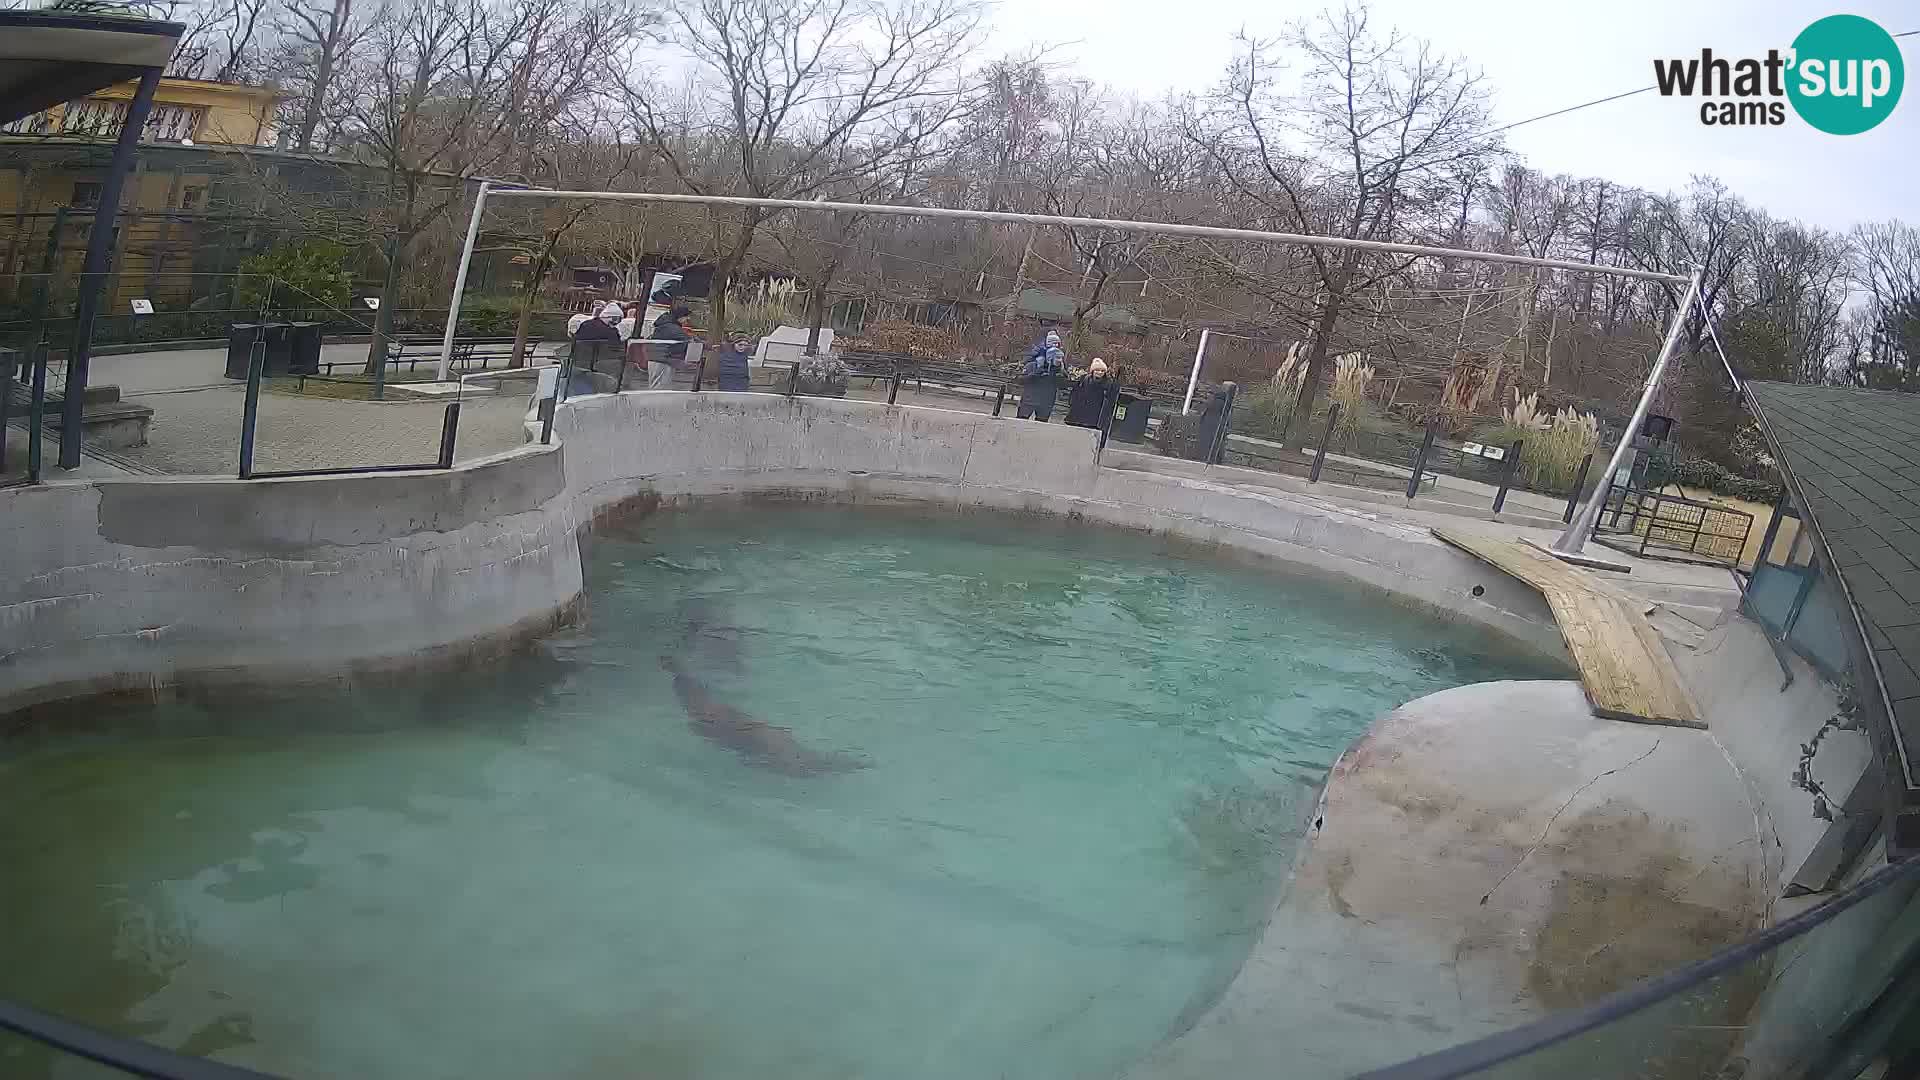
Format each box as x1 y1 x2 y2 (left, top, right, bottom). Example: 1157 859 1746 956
317 336 540 374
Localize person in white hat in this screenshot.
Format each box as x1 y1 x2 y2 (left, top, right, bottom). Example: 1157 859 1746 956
1065 356 1117 429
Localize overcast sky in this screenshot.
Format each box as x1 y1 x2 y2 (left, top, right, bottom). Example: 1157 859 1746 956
985 0 1916 233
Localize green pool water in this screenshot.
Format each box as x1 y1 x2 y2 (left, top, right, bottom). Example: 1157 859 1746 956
0 505 1557 1079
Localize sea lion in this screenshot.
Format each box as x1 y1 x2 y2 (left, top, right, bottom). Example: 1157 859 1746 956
680 597 745 673
659 656 867 777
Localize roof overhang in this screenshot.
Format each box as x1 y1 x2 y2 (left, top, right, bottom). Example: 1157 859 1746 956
1745 381 1920 857
0 11 184 126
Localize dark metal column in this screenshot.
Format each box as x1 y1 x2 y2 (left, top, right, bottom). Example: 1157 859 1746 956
59 66 161 469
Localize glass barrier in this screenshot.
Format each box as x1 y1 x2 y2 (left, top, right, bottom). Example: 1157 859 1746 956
1360 852 1920 1080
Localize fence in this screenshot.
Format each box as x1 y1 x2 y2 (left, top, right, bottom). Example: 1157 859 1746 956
1594 486 1754 567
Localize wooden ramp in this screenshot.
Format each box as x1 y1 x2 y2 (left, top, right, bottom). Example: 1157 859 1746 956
1432 527 1703 729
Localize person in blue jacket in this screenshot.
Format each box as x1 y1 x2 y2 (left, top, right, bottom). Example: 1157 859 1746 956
1018 330 1064 421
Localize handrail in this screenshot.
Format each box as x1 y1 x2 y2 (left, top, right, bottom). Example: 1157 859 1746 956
0 998 278 1080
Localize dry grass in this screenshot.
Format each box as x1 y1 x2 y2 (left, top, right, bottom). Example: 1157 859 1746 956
1329 352 1375 443
1485 390 1600 492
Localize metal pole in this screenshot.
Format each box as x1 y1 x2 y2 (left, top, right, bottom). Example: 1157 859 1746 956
993 382 1006 416
1210 382 1238 464
1182 329 1210 415
61 67 162 470
787 362 800 396
1406 421 1437 502
481 189 1690 285
1493 439 1524 514
26 345 48 483
1310 404 1340 483
887 361 902 405
1552 268 1704 557
1564 453 1594 524
437 180 491 381
238 339 264 478
437 401 461 468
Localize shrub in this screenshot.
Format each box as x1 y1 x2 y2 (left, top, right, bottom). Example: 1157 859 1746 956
235 241 351 317
460 296 519 336
1665 455 1782 504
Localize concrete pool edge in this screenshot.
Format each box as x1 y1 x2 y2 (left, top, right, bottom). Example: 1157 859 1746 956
0 392 1570 718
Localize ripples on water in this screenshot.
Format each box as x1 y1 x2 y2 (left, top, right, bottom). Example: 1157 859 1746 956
0 504 1557 1079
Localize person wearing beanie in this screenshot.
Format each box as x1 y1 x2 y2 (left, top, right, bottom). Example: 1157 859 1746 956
1065 356 1117 429
1018 338 1066 422
571 300 625 385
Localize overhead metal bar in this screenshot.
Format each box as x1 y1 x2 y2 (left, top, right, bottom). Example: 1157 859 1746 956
439 187 1688 380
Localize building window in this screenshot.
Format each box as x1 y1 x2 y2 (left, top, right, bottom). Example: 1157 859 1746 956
0 110 57 135
70 182 102 210
180 186 206 211
63 98 126 137
143 104 205 143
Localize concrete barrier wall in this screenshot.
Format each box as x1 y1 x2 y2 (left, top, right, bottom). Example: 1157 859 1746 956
0 448 582 714
554 392 1564 659
1 390 1564 715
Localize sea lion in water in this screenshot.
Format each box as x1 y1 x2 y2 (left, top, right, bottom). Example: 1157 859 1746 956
680 597 745 673
659 656 867 777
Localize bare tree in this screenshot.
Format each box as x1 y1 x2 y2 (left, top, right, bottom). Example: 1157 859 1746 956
275 0 372 152
616 0 983 346
1191 3 1499 442
329 0 536 372
167 0 276 80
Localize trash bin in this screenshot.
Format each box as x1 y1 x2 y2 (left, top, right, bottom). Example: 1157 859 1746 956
224 322 292 379
1107 391 1152 443
287 322 324 376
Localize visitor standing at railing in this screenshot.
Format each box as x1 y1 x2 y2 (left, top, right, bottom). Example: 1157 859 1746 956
1065 357 1116 429
571 301 624 393
715 337 753 391
1018 330 1064 422
646 304 695 390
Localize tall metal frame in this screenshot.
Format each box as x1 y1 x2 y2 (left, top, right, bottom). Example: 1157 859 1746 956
441 187 1699 558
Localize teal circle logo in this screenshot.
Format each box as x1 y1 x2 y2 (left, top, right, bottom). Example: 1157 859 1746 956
1787 14 1904 134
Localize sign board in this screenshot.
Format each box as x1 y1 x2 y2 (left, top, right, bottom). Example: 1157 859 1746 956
1460 441 1506 461
130 298 154 315
363 297 381 310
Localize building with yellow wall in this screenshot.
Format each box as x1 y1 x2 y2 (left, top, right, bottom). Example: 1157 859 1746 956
0 78 280 316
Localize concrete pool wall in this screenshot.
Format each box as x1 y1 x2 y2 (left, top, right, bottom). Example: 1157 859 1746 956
1 391 1567 717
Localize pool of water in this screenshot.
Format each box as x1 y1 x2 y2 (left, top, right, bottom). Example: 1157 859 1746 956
0 505 1559 1079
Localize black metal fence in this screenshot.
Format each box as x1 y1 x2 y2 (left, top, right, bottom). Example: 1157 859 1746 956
1594 485 1754 567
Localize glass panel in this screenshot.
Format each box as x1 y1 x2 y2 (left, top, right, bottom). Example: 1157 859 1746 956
1364 856 1920 1080
1788 571 1855 676
1744 562 1809 635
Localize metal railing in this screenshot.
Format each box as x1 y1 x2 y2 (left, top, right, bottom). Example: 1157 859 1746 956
1594 485 1753 567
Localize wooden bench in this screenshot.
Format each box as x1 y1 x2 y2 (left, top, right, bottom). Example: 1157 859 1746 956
1430 526 1702 729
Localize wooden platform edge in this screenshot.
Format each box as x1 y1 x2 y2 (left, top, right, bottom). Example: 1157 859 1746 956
1429 526 1705 730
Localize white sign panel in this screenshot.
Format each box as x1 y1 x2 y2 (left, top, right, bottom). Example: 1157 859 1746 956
130 299 154 315
363 296 381 310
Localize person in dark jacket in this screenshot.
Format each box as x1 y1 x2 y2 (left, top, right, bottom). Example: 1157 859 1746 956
1017 331 1064 421
1065 357 1117 429
715 337 753 391
570 301 624 392
647 305 694 390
